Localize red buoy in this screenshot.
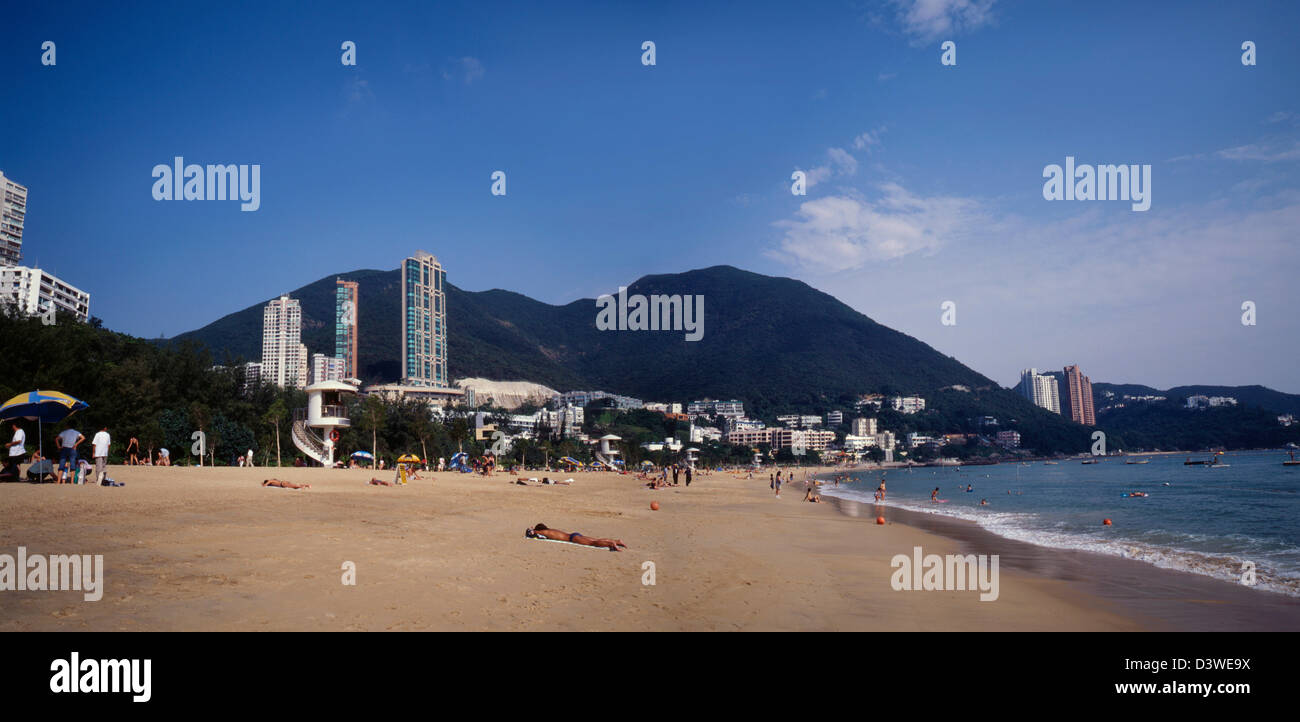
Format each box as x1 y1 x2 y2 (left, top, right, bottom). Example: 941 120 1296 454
876 516 885 525
1103 518 1112 526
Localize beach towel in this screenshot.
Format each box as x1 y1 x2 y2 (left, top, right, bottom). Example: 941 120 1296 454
524 532 614 551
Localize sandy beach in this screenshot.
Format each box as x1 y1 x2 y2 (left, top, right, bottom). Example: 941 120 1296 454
0 464 1221 631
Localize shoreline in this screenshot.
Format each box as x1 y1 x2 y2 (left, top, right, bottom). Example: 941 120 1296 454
814 478 1300 631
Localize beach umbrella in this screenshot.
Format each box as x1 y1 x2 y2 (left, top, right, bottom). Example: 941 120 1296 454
0 389 89 457
396 453 420 464
351 450 374 460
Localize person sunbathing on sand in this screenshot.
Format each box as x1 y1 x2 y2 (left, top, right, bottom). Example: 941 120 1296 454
526 524 627 551
514 477 572 485
369 478 394 486
263 479 309 489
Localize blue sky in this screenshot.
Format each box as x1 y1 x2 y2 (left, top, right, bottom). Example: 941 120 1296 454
5 0 1298 392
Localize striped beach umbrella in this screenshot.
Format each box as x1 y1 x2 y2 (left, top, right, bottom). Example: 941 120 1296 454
0 389 90 456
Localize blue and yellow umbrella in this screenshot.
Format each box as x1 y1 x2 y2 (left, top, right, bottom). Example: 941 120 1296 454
0 389 89 456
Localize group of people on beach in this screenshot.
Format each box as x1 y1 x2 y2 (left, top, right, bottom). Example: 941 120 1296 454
2 420 121 485
641 463 692 489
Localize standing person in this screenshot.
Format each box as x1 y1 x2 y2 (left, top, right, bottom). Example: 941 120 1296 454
774 470 782 498
672 465 679 485
877 477 887 501
91 426 111 485
54 425 85 484
246 448 254 467
6 421 27 467
685 466 692 487
125 436 140 465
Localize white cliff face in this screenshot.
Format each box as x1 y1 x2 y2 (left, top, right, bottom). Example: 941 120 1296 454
454 378 559 410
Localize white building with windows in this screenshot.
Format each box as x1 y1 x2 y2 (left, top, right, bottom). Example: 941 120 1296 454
1 171 28 266
262 294 308 388
1018 368 1061 414
891 396 926 414
850 417 878 437
0 265 91 322
311 353 345 385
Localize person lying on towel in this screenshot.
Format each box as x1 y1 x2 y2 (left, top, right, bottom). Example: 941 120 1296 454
525 523 627 551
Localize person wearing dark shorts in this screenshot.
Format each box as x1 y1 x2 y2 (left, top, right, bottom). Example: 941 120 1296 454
3 422 27 479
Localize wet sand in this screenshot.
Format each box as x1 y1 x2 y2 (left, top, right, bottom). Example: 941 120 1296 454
825 496 1300 631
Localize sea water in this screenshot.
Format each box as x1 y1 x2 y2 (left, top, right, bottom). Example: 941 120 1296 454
821 451 1300 597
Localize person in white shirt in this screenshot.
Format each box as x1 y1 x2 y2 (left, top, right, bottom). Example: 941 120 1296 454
246 448 254 467
6 421 26 461
2 422 27 479
91 426 111 484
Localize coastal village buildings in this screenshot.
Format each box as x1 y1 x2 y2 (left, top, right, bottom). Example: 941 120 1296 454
891 396 926 414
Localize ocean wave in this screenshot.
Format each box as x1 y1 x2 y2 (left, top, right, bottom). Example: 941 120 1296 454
819 481 1300 598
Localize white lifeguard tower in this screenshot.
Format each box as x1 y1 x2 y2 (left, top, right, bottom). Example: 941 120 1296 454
594 433 622 470
685 447 700 470
292 380 359 466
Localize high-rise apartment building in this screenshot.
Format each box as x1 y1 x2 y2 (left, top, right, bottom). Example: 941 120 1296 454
335 278 358 380
1059 364 1096 426
262 294 308 388
1018 368 1061 414
311 353 345 384
401 251 448 387
851 417 878 437
0 265 91 321
0 171 27 266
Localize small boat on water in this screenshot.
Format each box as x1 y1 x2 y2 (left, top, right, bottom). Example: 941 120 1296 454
1125 458 1151 465
1284 451 1300 466
1082 459 1101 465
1043 461 1058 465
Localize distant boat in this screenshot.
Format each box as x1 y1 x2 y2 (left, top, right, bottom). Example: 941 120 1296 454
1043 461 1058 465
1285 451 1300 467
1125 458 1151 465
1082 459 1101 465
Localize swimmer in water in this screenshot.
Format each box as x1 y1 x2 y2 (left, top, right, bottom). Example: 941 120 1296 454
931 487 940 501
966 484 973 492
980 499 988 506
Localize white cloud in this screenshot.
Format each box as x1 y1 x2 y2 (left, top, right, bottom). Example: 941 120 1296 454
441 57 485 85
852 127 887 152
769 183 984 270
345 77 373 104
782 185 1300 393
798 146 859 189
887 0 996 44
1215 139 1300 162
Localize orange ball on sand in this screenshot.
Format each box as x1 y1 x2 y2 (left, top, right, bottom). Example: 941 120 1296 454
650 501 660 511
876 516 885 525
